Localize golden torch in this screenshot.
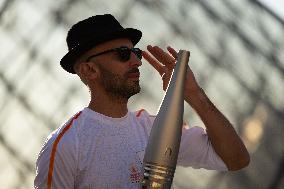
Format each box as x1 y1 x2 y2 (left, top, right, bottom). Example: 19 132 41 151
141 50 190 189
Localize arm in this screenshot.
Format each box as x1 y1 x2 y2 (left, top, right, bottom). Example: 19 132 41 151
142 45 250 171
185 87 250 170
34 127 77 188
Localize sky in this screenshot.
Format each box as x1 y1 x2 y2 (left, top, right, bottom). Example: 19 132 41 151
260 0 284 19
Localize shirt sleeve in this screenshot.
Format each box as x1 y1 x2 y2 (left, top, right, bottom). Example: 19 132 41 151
177 126 228 171
136 110 227 171
34 124 78 189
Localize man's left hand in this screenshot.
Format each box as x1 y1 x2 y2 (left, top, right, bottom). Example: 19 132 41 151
142 45 200 105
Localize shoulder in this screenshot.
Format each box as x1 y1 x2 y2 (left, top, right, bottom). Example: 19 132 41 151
35 111 83 187
37 111 83 160
132 109 155 124
134 109 155 119
53 111 83 146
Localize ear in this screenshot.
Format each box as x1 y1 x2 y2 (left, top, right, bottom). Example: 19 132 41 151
79 62 100 80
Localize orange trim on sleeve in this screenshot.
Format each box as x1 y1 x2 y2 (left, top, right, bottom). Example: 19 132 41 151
136 109 145 117
47 111 82 189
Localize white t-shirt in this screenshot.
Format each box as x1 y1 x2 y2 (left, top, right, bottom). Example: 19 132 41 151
34 108 227 189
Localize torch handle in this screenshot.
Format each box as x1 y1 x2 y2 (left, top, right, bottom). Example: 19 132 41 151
141 50 190 188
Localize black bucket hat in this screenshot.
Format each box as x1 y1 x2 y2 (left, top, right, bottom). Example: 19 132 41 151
60 14 142 74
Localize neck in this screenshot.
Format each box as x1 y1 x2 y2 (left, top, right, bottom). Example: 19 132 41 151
88 92 128 118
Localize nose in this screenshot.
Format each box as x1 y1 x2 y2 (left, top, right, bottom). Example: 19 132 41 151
129 52 142 67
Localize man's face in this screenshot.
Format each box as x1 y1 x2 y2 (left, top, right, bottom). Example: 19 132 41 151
97 62 141 99
85 38 142 99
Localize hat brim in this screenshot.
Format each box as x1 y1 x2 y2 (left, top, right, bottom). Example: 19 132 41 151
60 28 142 74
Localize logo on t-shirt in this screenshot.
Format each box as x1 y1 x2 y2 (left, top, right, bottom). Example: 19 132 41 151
129 150 144 183
129 163 142 183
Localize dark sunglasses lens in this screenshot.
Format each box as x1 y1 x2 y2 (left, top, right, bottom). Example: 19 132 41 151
116 47 142 62
133 48 142 60
117 48 131 62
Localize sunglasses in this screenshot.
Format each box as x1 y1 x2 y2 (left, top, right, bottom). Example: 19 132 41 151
86 46 142 62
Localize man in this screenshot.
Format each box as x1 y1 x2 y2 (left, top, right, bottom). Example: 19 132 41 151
34 14 249 189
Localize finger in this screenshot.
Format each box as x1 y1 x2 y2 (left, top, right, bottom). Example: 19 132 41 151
167 46 178 59
147 45 175 69
162 71 172 91
142 50 165 76
148 45 175 67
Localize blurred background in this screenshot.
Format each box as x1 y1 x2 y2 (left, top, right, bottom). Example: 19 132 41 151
0 0 283 188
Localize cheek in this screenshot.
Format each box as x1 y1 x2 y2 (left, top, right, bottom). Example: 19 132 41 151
111 67 129 79
98 61 130 79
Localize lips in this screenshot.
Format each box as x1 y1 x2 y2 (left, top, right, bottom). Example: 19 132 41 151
127 72 140 78
127 68 140 79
